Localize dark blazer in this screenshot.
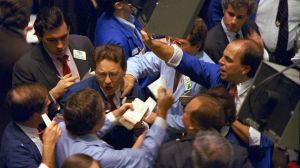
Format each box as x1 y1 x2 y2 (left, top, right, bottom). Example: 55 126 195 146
0 27 31 140
12 34 94 91
0 122 41 168
204 22 250 63
60 76 146 149
155 134 253 168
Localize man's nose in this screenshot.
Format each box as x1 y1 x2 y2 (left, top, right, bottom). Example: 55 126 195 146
104 75 112 84
56 40 64 49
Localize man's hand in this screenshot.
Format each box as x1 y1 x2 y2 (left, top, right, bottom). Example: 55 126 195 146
140 30 174 62
42 121 61 168
50 74 79 99
121 74 136 98
157 87 173 119
112 103 133 118
43 121 61 145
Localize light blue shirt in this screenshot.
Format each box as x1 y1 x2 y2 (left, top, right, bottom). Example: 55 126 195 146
127 51 214 133
56 117 167 168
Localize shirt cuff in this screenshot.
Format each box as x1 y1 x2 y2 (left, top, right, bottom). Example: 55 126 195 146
39 163 49 168
263 48 270 61
167 44 183 67
249 126 261 146
106 112 117 124
153 116 167 129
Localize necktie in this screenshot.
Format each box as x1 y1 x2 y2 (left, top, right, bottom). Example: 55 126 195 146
108 95 117 111
59 55 71 76
274 0 289 64
229 84 237 99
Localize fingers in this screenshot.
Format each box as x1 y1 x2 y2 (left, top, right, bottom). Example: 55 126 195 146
121 75 135 98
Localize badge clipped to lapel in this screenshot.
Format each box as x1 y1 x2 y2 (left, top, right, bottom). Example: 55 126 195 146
73 49 86 60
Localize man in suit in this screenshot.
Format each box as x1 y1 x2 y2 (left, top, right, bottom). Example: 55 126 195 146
61 44 145 149
204 0 257 63
0 83 61 168
56 88 173 167
94 0 145 60
155 87 253 168
0 0 32 142
12 6 94 103
123 18 214 140
141 31 274 167
193 130 235 168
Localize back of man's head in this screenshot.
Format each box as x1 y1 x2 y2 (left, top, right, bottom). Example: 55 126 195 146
187 18 208 51
94 44 127 71
239 39 263 78
203 86 236 125
100 0 123 15
62 153 101 168
189 95 225 132
64 88 104 136
34 6 70 37
222 0 257 16
0 0 31 29
192 130 234 168
5 83 48 122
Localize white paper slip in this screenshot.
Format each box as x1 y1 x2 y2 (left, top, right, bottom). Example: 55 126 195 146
26 15 38 43
144 97 157 118
147 76 166 99
119 98 149 130
41 113 52 127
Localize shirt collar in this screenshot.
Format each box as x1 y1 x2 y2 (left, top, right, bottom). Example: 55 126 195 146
44 46 72 61
16 123 39 139
115 15 136 32
221 18 242 41
236 78 253 96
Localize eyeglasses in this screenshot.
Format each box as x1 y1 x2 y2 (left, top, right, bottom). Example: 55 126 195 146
96 71 120 80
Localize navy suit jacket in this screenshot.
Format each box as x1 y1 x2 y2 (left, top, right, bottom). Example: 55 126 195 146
60 76 146 149
12 34 94 91
155 134 253 168
94 12 144 60
0 122 41 168
204 22 253 63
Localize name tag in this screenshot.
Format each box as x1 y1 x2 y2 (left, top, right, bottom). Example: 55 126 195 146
73 49 86 60
183 75 192 93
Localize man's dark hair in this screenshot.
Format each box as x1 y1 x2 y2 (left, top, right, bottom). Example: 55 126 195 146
192 130 234 168
190 95 225 132
203 86 236 125
5 83 48 122
222 0 257 16
100 0 123 15
34 6 70 37
94 44 126 70
187 18 208 51
62 153 101 168
0 0 31 29
64 88 104 136
240 39 263 78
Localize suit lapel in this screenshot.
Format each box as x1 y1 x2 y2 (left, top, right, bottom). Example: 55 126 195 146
32 44 60 89
11 122 42 161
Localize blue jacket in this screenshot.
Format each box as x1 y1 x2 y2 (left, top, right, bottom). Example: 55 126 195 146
60 76 145 149
0 122 41 168
175 52 274 168
94 12 145 60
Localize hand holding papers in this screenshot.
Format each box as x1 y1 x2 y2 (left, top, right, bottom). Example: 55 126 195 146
147 76 167 99
119 97 156 130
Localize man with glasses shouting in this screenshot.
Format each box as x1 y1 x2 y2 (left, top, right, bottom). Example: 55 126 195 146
60 44 145 149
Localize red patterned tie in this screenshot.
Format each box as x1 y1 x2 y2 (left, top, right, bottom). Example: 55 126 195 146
59 55 71 76
229 84 237 98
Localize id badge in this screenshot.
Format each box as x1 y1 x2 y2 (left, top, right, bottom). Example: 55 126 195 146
183 75 192 93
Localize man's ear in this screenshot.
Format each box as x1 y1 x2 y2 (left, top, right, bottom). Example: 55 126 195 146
114 1 123 10
242 65 251 76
